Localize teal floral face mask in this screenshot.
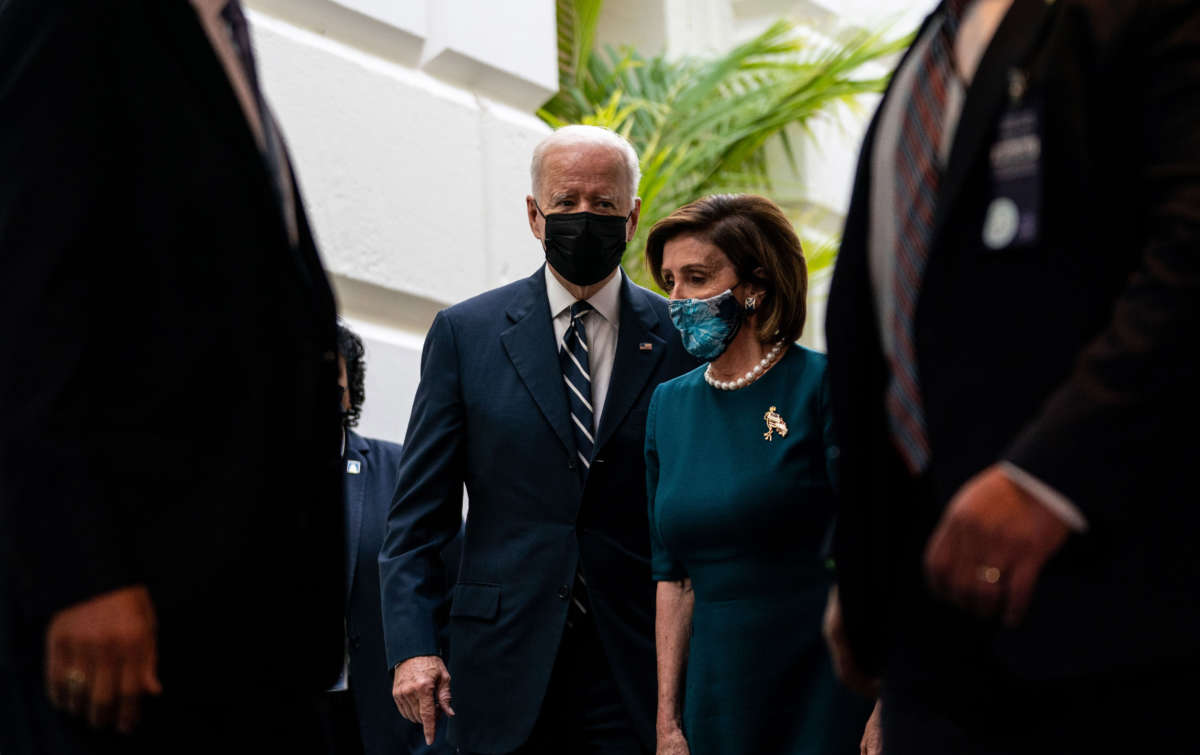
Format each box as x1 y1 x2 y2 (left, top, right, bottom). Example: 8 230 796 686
668 289 742 361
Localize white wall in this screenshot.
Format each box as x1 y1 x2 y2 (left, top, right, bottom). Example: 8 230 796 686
246 0 555 444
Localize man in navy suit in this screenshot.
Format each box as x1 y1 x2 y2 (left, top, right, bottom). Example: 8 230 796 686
318 325 458 755
379 125 698 754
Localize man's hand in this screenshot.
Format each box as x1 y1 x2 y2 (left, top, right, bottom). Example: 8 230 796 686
392 655 454 746
860 699 882 755
45 585 162 733
924 465 1071 626
822 585 879 697
656 726 690 754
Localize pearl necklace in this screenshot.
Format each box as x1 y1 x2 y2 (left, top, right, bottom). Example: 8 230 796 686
704 341 785 391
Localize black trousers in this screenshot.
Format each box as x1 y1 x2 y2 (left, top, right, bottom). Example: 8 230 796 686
314 689 365 755
882 650 1195 754
495 613 645 755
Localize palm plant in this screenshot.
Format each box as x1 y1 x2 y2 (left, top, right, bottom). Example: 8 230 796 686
540 0 909 289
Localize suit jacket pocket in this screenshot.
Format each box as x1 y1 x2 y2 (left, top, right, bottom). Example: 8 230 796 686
449 582 501 621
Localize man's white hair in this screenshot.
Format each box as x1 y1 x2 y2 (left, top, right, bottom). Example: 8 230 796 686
530 125 641 203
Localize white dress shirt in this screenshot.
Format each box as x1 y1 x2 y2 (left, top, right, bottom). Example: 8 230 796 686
545 266 623 432
868 0 1087 531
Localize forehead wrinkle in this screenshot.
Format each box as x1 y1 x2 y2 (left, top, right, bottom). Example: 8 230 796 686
538 145 631 202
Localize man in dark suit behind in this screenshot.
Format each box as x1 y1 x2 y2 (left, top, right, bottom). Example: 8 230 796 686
379 125 698 754
824 1 1200 752
0 1 343 752
318 324 457 755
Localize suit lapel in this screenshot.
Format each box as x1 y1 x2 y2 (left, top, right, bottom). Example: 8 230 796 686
595 277 666 452
343 433 368 605
501 270 576 457
148 3 265 173
148 3 290 247
932 0 1055 247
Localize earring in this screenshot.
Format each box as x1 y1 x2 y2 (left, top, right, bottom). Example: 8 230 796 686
745 295 757 312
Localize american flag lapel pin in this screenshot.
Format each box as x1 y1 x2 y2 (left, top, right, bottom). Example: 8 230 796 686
639 342 653 351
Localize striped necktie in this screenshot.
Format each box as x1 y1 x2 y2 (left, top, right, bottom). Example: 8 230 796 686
219 0 298 246
887 0 970 475
561 301 596 475
560 300 595 628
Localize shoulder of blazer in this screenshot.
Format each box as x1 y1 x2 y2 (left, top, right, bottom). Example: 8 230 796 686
438 268 545 328
361 435 403 466
0 0 114 96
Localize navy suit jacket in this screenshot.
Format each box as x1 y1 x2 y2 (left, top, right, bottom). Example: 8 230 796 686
379 267 698 753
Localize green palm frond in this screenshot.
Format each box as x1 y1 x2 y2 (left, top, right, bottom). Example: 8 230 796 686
540 1 911 289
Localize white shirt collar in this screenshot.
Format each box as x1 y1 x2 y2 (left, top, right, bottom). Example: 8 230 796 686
544 265 623 326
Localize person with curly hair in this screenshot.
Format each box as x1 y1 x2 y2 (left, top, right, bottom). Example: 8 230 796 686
337 324 368 432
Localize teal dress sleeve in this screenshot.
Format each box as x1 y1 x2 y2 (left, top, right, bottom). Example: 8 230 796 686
646 385 688 581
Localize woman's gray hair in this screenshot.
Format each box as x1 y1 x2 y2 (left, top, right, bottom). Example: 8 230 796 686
530 125 641 203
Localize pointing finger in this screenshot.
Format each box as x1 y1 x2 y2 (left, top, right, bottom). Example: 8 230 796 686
418 683 438 746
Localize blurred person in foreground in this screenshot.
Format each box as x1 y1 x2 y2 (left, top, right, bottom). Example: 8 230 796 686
379 125 698 754
318 324 456 755
645 195 870 755
824 0 1200 752
0 1 344 752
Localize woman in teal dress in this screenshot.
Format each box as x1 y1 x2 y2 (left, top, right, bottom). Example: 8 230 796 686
644 195 870 754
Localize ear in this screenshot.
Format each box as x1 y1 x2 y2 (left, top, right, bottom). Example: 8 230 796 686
625 197 642 242
527 195 543 241
749 267 769 300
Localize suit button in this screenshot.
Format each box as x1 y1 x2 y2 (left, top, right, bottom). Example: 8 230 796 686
557 585 570 600
568 460 577 470
349 636 361 651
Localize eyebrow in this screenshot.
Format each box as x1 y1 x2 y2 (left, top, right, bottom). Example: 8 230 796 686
664 263 715 278
550 191 619 204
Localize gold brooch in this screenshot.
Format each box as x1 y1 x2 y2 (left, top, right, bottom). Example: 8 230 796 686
763 406 788 441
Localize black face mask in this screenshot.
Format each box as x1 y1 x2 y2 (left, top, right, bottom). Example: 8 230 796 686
537 202 631 286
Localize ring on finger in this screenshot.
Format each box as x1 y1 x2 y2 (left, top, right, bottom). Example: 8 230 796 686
64 668 88 694
975 565 1002 584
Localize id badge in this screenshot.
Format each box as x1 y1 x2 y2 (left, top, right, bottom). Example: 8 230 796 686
982 71 1043 251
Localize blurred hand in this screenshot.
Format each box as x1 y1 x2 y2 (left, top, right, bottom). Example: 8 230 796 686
45 585 162 733
657 726 690 755
860 699 882 755
822 585 879 697
392 655 454 745
924 466 1070 626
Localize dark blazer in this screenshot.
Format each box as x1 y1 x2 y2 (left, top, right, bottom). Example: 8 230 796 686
827 0 1200 680
0 0 344 721
343 430 458 755
379 267 698 754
